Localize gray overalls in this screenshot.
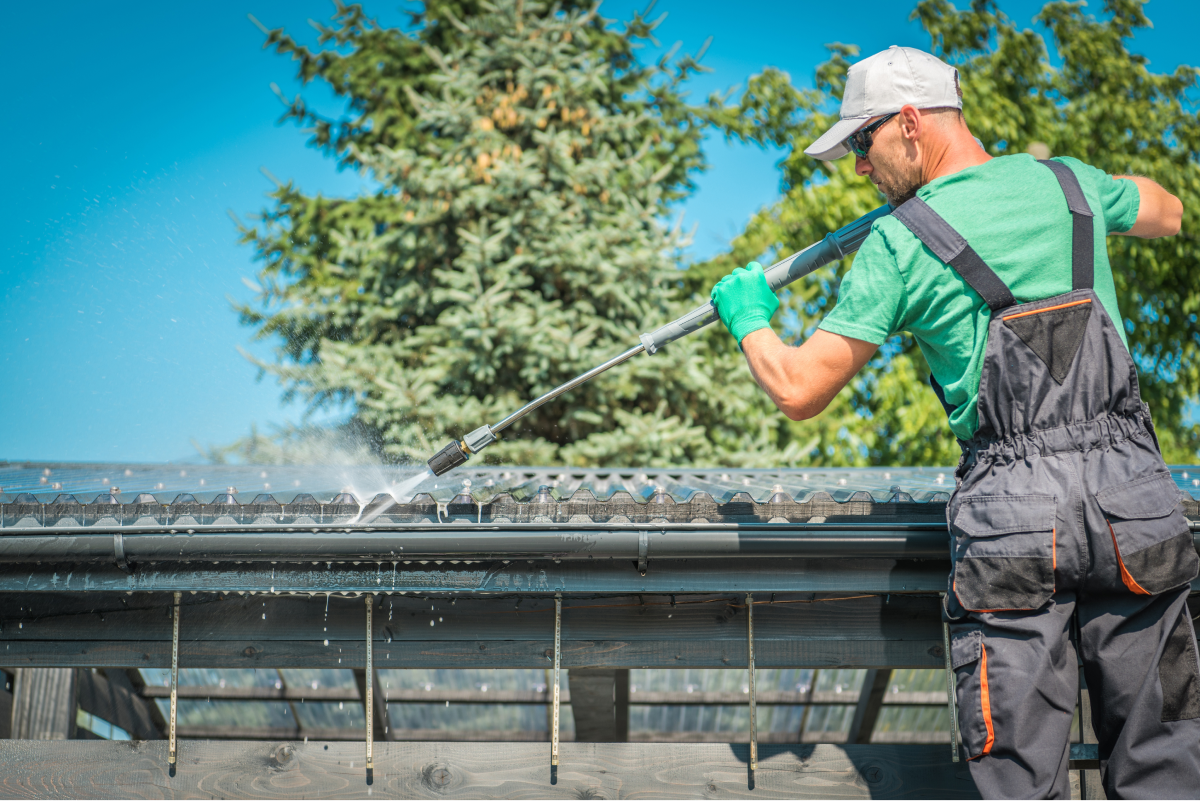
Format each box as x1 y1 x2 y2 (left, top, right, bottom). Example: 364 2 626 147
892 161 1200 799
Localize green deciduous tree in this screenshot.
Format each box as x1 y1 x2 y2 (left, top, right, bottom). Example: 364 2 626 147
696 0 1200 465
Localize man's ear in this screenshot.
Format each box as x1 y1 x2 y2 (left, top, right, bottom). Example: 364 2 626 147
898 104 922 141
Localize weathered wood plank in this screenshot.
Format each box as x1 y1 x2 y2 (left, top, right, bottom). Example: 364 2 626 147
0 740 980 799
9 669 75 740
0 557 949 594
0 637 942 670
0 593 945 669
0 592 939 642
137 685 949 706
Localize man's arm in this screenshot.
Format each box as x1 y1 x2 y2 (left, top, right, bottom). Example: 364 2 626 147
1114 176 1183 238
740 327 878 421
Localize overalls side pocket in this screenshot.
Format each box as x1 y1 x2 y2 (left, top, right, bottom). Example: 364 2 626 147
1095 472 1198 596
951 628 995 760
950 494 1057 612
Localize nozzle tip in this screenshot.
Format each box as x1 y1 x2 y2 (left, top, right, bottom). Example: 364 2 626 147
427 440 469 476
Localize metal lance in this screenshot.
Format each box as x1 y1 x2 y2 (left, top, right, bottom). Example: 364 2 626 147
427 205 892 475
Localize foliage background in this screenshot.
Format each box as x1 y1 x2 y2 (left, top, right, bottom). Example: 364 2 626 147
231 0 1200 467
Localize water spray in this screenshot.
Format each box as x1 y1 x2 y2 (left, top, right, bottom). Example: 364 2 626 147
427 205 892 476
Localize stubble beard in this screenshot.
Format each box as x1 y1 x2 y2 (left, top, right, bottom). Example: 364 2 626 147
871 150 923 207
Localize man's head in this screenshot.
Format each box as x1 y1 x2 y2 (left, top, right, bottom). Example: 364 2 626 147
805 46 977 206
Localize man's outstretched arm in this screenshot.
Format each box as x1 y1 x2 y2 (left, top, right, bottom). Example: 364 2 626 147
740 328 878 421
1116 176 1183 238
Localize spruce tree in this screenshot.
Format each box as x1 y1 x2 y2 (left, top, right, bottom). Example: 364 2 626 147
238 0 782 466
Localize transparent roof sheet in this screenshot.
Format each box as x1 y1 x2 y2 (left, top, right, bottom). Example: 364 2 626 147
2 461 1198 505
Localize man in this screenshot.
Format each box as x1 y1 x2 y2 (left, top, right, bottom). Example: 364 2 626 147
710 46 1197 798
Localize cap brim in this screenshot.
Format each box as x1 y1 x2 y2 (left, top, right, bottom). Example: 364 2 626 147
803 116 871 161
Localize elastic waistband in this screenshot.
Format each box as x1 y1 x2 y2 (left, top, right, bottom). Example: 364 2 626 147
960 413 1149 465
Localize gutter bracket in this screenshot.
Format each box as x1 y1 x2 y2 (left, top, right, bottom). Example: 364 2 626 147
113 532 132 573
637 530 648 576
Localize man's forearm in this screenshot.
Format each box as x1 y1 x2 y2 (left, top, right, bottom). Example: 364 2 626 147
741 328 807 419
741 328 879 421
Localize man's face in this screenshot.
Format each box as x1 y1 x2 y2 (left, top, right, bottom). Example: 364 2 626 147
853 114 923 207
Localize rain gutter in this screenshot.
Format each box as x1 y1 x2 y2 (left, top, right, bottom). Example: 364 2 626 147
0 522 1194 563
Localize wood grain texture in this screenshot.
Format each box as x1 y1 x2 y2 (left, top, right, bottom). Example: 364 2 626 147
0 593 945 669
0 740 981 799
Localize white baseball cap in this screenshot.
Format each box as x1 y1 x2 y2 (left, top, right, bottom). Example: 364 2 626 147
804 46 962 161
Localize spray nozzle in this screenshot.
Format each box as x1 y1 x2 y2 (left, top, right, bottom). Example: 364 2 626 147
428 440 469 476
427 425 498 477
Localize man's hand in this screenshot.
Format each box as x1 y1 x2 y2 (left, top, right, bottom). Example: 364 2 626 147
710 262 780 346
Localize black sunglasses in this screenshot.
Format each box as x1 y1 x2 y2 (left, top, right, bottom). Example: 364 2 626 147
845 113 898 159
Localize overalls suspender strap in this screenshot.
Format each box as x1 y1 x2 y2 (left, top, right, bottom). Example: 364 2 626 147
890 160 1096 308
888 160 1097 421
1038 159 1095 292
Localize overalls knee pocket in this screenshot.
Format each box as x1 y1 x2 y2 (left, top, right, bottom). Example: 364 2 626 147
1095 471 1198 595
950 494 1056 612
952 628 995 759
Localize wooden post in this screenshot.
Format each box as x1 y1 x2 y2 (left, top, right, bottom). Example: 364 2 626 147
567 669 631 742
10 668 77 739
850 668 893 744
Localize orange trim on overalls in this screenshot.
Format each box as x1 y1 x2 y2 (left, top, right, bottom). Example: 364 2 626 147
1108 521 1151 595
964 642 993 762
1001 298 1091 321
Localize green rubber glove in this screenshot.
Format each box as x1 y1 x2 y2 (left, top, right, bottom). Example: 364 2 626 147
710 261 780 346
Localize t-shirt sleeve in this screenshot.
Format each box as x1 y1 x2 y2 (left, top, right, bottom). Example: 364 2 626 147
1055 156 1140 234
817 225 908 345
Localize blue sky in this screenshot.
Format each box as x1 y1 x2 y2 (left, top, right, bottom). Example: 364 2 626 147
2 0 1195 463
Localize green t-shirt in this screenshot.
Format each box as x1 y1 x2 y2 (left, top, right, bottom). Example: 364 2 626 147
818 154 1141 441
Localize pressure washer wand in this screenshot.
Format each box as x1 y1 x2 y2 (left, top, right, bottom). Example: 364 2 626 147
427 204 891 476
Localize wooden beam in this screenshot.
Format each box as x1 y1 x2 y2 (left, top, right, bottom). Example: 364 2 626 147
10 668 76 740
848 669 892 744
0 740 981 798
75 669 161 741
173 727 559 742
0 677 11 739
615 667 629 742
136 685 950 705
0 592 946 670
0 557 950 594
567 669 621 742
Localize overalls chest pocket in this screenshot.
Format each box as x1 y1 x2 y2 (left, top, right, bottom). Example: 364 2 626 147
1095 472 1198 596
951 495 1057 612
